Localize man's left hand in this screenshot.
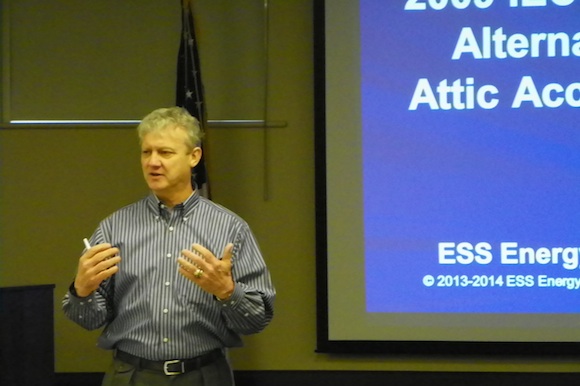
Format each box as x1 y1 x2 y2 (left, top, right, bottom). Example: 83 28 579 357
178 243 235 301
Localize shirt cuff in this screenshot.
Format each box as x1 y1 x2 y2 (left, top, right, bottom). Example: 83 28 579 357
216 284 243 308
68 282 93 300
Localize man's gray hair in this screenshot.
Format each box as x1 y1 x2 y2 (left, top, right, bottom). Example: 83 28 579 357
137 107 203 149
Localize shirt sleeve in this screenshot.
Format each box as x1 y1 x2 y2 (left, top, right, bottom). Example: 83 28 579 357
217 224 276 335
62 279 115 331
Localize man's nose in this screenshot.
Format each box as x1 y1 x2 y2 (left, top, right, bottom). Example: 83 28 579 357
147 152 162 166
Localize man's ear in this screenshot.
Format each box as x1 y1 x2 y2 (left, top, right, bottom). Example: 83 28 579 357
190 146 202 168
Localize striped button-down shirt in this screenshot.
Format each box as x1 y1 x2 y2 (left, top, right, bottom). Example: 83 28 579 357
62 191 275 360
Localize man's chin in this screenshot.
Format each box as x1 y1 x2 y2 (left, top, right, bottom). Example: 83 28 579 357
147 181 167 193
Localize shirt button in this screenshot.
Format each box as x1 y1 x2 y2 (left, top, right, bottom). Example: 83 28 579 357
165 282 170 286
163 338 169 343
166 253 172 258
163 308 169 314
168 226 174 232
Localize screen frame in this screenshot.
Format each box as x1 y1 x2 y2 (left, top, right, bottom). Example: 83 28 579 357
313 0 580 357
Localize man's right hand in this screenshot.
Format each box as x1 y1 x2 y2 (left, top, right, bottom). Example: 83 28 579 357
73 243 121 298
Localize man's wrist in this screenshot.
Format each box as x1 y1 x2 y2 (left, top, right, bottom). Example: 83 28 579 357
216 283 235 302
70 282 91 298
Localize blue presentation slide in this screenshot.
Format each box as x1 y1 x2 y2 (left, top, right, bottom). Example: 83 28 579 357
362 0 580 313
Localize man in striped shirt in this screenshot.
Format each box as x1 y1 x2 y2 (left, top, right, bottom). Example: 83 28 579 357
63 107 276 386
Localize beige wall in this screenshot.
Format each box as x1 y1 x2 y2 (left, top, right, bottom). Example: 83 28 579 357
1 0 580 374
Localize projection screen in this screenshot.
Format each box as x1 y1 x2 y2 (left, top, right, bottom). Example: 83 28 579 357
315 0 580 355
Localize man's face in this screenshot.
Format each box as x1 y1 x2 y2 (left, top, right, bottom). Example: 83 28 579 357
140 126 199 204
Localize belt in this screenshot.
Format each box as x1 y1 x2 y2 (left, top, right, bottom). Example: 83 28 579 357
115 349 223 376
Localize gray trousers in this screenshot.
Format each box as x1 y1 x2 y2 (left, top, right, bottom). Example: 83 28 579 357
101 355 235 386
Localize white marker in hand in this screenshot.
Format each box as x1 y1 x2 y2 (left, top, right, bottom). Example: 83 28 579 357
83 238 91 250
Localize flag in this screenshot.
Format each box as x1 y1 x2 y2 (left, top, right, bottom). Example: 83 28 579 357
176 0 210 197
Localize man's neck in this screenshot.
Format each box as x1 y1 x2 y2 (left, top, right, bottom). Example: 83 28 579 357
156 190 195 208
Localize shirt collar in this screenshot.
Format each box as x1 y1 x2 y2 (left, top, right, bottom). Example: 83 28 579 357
146 190 200 218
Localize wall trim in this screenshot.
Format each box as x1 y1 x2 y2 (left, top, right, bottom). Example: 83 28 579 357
55 370 580 386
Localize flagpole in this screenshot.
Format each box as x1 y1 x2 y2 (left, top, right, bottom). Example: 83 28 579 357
262 0 271 201
1 0 12 123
